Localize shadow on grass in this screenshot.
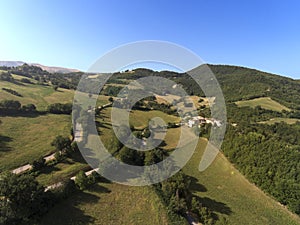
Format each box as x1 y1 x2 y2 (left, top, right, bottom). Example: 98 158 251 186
187 175 207 192
40 183 111 225
194 195 232 216
41 191 100 225
69 151 88 164
0 135 13 152
0 111 45 118
40 165 61 174
95 120 110 129
88 183 111 194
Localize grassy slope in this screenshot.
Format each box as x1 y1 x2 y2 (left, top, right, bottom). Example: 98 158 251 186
236 97 290 112
183 138 300 225
36 152 89 186
0 114 71 171
86 107 300 224
0 80 74 110
40 183 169 225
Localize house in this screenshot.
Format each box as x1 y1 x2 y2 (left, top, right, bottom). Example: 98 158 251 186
188 120 195 128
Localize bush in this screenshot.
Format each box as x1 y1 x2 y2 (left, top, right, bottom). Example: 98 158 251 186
0 72 14 82
32 157 46 172
51 136 72 153
88 171 101 185
21 104 36 112
74 171 89 190
51 180 77 200
54 151 64 162
0 100 21 111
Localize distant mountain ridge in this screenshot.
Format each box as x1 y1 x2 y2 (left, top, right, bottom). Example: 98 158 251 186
0 61 80 73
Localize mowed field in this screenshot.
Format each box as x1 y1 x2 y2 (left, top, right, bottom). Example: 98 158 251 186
183 138 300 225
40 182 169 225
0 114 71 171
235 97 290 112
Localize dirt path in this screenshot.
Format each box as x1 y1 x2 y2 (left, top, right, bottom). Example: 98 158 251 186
12 152 56 174
12 164 32 174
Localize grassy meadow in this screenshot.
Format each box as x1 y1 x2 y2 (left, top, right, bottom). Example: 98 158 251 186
236 97 290 112
0 80 74 110
40 182 169 225
0 114 71 171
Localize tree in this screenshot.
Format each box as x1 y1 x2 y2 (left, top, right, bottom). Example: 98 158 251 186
75 171 89 190
191 197 201 214
71 141 79 152
54 151 63 162
51 135 72 153
144 149 164 166
32 157 46 172
198 206 213 225
0 72 14 81
21 104 36 112
0 100 21 111
118 147 144 166
0 173 50 224
108 96 114 102
168 195 187 216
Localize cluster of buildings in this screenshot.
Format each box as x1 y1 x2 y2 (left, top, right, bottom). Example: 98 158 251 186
185 116 222 128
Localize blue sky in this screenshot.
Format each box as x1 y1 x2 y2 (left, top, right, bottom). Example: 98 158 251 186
0 0 299 78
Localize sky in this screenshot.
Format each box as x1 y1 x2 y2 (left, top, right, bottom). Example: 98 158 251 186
0 0 299 78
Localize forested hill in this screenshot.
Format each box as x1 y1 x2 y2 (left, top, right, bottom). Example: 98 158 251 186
209 64 300 109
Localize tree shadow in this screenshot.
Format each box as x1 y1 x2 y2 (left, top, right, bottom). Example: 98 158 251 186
88 183 111 194
0 135 12 152
40 191 100 225
95 120 110 129
40 183 112 224
69 151 88 164
187 175 207 192
194 195 232 216
0 111 44 118
40 165 61 174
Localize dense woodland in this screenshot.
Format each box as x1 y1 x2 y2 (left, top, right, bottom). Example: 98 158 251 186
224 108 300 214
